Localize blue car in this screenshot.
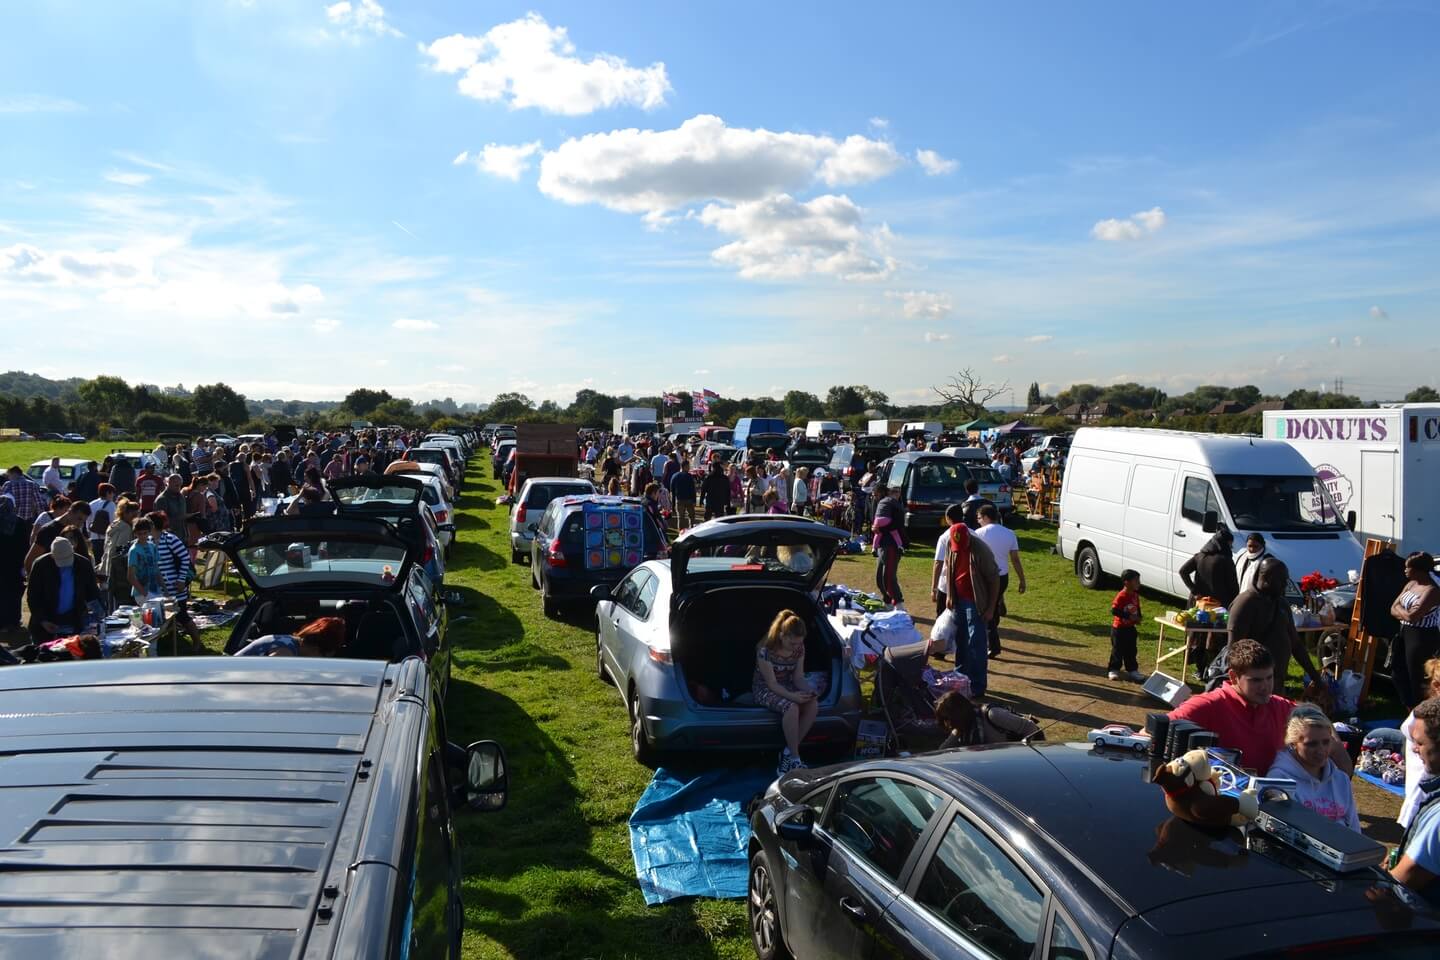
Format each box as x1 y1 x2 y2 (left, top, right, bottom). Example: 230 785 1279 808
595 514 863 766
528 495 666 619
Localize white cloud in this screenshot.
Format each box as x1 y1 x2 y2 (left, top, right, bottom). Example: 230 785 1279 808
312 317 341 333
0 94 82 114
1353 335 1363 347
1329 336 1340 348
537 114 902 216
104 170 151 187
868 117 889 129
1092 205 1167 241
992 354 1012 363
422 13 669 115
461 141 543 181
325 0 402 39
887 289 952 321
438 363 466 373
915 148 958 176
1025 334 1053 343
1275 354 1287 366
697 193 895 281
693 368 710 375
922 331 951 343
1369 305 1387 320
393 317 438 331
452 151 470 165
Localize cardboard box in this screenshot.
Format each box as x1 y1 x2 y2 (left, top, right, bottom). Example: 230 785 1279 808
854 720 888 759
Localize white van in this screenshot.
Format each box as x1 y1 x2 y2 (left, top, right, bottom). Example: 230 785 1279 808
804 420 844 442
1262 405 1440 553
1058 428 1363 601
901 421 943 441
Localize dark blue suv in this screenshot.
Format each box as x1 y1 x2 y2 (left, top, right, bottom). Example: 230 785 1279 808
528 495 667 618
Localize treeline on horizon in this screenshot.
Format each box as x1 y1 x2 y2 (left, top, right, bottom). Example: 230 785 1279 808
1 370 1436 439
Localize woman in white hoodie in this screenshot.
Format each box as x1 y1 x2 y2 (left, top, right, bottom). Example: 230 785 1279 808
1266 704 1360 831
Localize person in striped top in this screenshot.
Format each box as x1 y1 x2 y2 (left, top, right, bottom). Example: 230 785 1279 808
146 510 200 648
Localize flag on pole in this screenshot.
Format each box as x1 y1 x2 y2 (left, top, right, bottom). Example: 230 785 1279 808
703 388 719 399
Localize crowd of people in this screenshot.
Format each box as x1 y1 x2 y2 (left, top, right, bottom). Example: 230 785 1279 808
0 428 443 651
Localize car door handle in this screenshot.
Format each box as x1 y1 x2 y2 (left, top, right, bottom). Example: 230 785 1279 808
1173 530 1186 537
839 897 867 922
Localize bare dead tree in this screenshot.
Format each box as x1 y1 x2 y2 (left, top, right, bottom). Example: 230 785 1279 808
933 368 1010 420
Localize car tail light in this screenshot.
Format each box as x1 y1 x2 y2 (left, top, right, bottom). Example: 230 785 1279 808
434 509 449 524
546 538 567 567
998 485 1010 494
647 645 672 664
906 500 926 510
515 504 526 523
423 542 434 565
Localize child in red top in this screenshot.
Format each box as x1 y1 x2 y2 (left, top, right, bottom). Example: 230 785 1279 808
1108 569 1143 682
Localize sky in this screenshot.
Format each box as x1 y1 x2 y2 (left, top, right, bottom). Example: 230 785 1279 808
1 0 1437 406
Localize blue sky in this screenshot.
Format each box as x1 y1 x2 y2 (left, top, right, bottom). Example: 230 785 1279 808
1 0 1436 405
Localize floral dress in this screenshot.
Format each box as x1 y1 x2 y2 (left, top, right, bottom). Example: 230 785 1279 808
753 644 802 713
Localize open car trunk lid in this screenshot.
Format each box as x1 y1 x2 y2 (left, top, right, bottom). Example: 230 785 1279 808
668 515 847 613
200 515 415 594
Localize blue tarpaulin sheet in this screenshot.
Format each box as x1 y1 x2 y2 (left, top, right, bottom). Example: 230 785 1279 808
629 765 776 905
1357 770 1406 798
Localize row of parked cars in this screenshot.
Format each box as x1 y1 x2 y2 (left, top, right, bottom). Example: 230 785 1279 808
2 428 508 958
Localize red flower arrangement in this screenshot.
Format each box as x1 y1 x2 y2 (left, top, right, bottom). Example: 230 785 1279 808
1299 571 1339 594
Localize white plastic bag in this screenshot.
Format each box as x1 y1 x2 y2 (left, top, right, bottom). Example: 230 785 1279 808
1335 670 1363 715
932 608 958 650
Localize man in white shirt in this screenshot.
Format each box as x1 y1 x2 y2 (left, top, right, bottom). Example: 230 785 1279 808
973 505 1025 658
1233 532 1272 593
41 457 63 495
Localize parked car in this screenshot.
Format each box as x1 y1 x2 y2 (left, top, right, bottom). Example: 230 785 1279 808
746 744 1440 960
407 446 460 490
784 439 832 471
61 432 86 443
696 426 734 445
328 473 452 587
870 452 1002 536
853 433 899 463
107 448 164 473
27 458 94 485
206 512 451 691
596 514 863 765
0 657 506 958
387 458 455 504
529 494 667 618
510 476 597 563
698 442 740 467
492 439 517 479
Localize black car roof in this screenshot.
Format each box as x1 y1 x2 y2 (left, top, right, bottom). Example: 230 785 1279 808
842 744 1414 920
0 658 420 957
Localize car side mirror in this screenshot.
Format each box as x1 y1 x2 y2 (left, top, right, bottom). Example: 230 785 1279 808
1201 510 1218 534
777 808 815 846
590 584 613 603
460 740 508 813
1345 510 1356 531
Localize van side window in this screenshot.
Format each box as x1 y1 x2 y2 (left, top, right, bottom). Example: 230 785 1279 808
889 460 911 493
1181 477 1221 524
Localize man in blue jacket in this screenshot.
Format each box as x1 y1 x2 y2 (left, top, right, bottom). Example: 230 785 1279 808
668 459 697 532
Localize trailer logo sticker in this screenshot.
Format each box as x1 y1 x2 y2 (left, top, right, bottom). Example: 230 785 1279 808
1275 416 1389 442
1309 463 1353 521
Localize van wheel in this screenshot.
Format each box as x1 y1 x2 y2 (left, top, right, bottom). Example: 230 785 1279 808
1076 545 1102 589
630 692 657 767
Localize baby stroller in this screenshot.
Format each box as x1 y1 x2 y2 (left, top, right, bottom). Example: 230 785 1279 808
862 633 945 755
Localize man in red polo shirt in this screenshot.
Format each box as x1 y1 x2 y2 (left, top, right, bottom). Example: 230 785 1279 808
1169 639 1353 774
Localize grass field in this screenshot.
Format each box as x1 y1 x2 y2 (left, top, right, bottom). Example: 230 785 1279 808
1 440 1407 958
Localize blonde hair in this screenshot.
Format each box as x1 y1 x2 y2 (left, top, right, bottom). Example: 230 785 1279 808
762 609 806 652
1284 703 1333 745
1424 657 1440 694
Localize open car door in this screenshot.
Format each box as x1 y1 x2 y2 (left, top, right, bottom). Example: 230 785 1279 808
200 515 416 595
668 514 847 613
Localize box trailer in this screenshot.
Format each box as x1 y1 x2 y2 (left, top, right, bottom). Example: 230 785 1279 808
867 419 907 437
1263 405 1440 552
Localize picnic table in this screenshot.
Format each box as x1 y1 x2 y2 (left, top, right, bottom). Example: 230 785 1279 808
1153 615 1346 683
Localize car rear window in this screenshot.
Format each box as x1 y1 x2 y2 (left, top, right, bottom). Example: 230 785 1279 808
911 460 970 491
528 483 589 508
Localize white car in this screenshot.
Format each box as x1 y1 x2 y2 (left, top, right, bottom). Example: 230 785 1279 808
405 461 455 503
414 475 457 555
1087 724 1152 753
509 476 596 563
27 458 95 487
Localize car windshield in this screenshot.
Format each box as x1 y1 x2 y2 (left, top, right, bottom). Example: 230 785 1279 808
911 460 970 491
966 466 1001 484
684 538 827 579
829 444 854 468
235 538 408 587
1216 474 1348 532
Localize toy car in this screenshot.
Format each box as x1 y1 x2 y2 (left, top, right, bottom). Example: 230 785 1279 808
1087 724 1151 753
